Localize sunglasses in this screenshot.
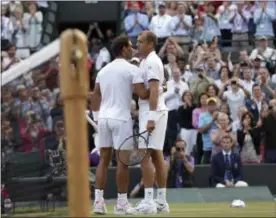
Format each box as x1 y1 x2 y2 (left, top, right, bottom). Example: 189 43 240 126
176 147 184 152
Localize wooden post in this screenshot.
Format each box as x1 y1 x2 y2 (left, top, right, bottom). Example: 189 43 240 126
59 29 90 217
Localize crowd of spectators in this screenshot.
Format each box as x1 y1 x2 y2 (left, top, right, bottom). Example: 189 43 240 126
1 1 276 194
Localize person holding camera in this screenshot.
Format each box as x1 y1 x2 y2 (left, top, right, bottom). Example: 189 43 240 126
220 78 251 121
19 110 47 152
167 139 195 188
261 99 276 163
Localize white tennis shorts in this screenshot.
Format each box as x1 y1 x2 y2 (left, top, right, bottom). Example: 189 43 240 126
139 111 168 150
98 118 133 150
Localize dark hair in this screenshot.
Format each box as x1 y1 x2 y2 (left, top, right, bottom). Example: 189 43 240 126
220 102 231 118
206 84 219 96
111 36 130 57
219 66 232 79
198 92 208 107
252 83 260 92
241 112 254 128
143 31 158 48
181 91 193 103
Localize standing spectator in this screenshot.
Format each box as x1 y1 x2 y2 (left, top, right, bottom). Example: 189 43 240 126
258 67 276 101
261 99 276 163
210 112 233 157
164 53 177 80
211 134 248 188
95 40 111 72
237 112 261 164
217 1 233 47
164 67 189 152
253 1 276 46
215 66 231 90
1 4 14 49
232 106 248 132
205 56 220 80
166 1 178 17
14 6 30 59
190 16 203 44
245 84 267 124
178 91 197 155
25 2 43 52
230 2 251 50
220 78 250 121
143 2 155 22
201 2 221 43
206 84 220 107
170 2 192 49
2 43 20 70
241 66 255 95
149 4 172 44
124 2 149 42
250 37 276 63
198 98 218 164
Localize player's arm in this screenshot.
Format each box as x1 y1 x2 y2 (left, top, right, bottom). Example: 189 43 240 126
148 79 159 112
132 65 150 100
133 83 149 100
90 82 101 111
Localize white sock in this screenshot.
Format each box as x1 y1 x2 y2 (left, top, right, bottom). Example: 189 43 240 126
144 188 154 200
157 188 166 202
95 189 103 202
117 193 128 204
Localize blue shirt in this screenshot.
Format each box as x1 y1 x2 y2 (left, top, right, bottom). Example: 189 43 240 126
198 112 217 151
254 7 276 37
201 15 221 42
124 12 149 37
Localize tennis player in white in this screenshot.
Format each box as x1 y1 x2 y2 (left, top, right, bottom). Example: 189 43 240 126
91 36 148 215
127 31 169 214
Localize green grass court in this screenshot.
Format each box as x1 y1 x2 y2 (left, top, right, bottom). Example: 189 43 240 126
8 202 276 217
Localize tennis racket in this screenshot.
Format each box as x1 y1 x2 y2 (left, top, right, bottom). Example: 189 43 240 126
117 129 150 166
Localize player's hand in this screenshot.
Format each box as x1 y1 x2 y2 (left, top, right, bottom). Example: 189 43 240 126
146 120 155 133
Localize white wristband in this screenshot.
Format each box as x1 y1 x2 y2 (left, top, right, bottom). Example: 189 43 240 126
92 111 99 121
148 111 157 121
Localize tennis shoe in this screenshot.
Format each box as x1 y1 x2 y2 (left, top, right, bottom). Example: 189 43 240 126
114 201 132 214
93 198 107 215
126 199 157 214
155 199 170 213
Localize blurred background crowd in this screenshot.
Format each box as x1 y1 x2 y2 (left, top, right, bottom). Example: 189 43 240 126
1 1 276 192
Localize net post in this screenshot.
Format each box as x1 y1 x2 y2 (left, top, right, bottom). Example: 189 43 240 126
59 29 91 217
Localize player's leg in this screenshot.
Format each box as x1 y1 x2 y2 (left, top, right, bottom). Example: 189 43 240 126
112 118 133 214
127 112 157 214
93 119 112 215
150 111 169 213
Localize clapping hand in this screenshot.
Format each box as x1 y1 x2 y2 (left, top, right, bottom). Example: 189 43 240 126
225 180 234 187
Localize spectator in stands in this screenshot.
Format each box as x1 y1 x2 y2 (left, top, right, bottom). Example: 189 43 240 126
217 1 233 47
250 37 276 64
1 4 14 49
158 37 184 59
190 16 203 44
25 2 43 52
206 84 220 107
166 1 178 17
253 1 276 47
211 112 233 157
50 93 64 129
241 65 255 95
220 78 250 121
14 5 30 59
211 134 248 188
124 2 149 42
2 43 20 70
19 110 47 152
167 139 194 188
164 67 189 152
143 2 155 22
95 39 111 72
178 91 197 155
170 2 192 47
262 99 276 163
1 118 17 154
201 2 220 43
245 84 267 124
230 2 251 50
190 65 214 104
237 112 261 164
215 66 231 90
232 106 248 132
198 97 218 164
149 4 172 44
258 67 276 101
164 53 177 80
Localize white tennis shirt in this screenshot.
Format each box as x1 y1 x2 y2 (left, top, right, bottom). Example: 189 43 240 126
96 58 143 121
138 51 168 113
